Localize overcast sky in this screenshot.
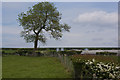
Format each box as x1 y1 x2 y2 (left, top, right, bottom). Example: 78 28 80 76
2 2 118 48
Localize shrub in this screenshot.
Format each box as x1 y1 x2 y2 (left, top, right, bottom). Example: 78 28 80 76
16 49 30 56
2 51 7 56
72 59 120 79
2 51 5 54
43 50 57 57
96 52 117 55
58 51 82 56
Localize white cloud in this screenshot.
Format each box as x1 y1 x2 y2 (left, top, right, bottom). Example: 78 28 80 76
74 11 117 27
2 3 118 47
45 27 118 47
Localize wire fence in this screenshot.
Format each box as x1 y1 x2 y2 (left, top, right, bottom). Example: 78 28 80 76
43 51 75 78
57 53 75 78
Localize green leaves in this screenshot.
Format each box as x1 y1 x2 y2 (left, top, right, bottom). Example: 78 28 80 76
38 34 47 44
74 58 120 79
17 2 71 47
20 31 35 43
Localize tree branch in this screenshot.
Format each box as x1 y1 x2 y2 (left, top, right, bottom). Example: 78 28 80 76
37 11 48 34
33 27 37 35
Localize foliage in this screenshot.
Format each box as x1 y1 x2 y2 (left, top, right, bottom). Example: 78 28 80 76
2 51 5 54
2 50 16 55
63 47 119 50
35 50 82 56
71 54 119 64
17 2 71 50
2 50 16 54
2 48 119 51
96 52 117 55
73 58 120 79
58 51 82 56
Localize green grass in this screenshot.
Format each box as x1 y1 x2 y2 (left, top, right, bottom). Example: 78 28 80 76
2 55 71 78
0 56 2 79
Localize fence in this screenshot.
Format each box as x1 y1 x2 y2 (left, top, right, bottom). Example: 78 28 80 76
41 51 75 78
57 53 75 78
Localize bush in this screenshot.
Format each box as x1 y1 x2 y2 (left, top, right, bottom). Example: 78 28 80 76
2 51 7 56
72 59 120 79
96 52 117 55
35 51 44 56
36 50 82 57
2 51 12 55
58 51 82 56
16 49 32 56
2 51 5 54
43 50 57 57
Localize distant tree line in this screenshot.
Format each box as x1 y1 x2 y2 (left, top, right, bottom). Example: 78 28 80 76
2 47 119 51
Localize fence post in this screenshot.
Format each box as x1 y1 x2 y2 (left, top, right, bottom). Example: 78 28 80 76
55 51 75 78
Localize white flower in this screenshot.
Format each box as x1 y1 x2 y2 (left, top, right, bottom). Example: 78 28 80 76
92 58 95 62
109 73 115 78
85 62 88 65
79 58 120 79
116 67 120 69
89 61 93 64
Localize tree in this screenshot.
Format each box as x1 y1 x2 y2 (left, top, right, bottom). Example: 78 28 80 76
17 2 71 56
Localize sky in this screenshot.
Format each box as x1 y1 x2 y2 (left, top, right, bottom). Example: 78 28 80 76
2 2 118 48
1 0 119 2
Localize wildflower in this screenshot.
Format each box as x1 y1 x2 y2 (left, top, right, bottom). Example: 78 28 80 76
116 67 120 69
92 58 95 62
89 61 93 64
109 73 115 78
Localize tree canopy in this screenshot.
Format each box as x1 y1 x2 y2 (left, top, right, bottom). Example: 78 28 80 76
17 2 71 51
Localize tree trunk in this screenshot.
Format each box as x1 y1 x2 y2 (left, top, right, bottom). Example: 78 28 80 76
33 34 38 56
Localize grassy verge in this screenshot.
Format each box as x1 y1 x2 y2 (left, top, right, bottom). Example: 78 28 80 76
2 55 71 78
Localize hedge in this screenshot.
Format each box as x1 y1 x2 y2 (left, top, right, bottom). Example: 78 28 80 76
96 52 117 55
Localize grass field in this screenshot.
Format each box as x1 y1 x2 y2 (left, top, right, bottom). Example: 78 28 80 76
0 56 2 79
2 55 71 78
